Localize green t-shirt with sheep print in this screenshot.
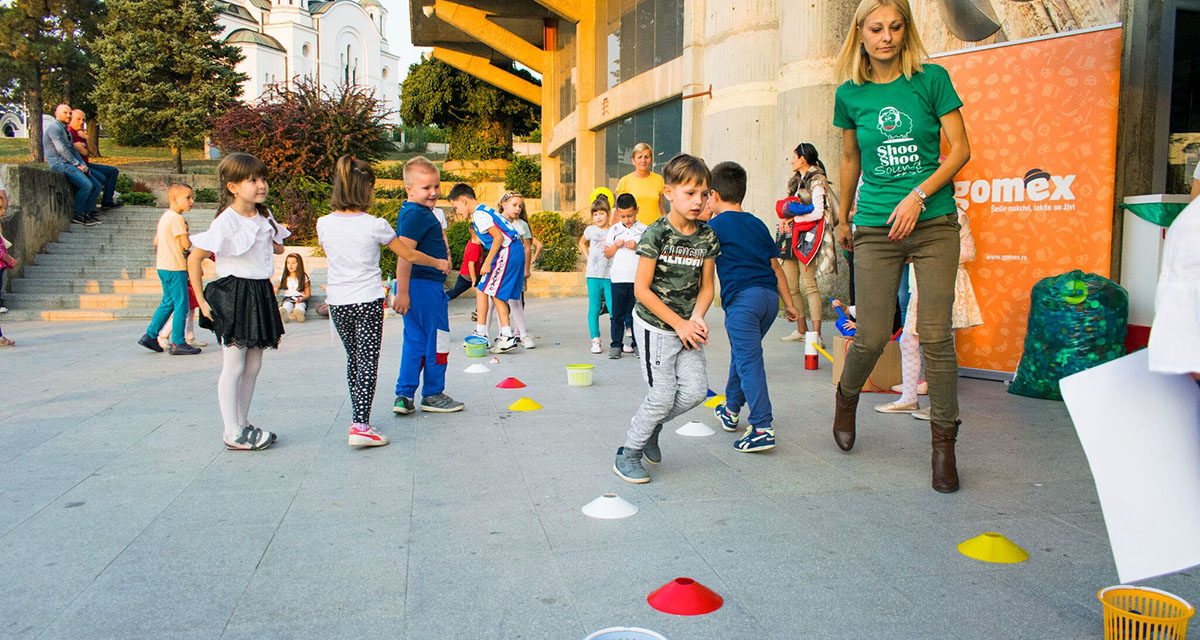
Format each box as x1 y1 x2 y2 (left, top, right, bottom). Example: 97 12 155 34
833 63 963 227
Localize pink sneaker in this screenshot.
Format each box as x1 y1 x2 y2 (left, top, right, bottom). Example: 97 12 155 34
349 424 389 447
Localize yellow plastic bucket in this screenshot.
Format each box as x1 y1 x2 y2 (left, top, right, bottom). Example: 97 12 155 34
566 364 595 386
1099 585 1194 639
464 336 488 358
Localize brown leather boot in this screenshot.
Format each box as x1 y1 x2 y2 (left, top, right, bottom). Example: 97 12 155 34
833 384 859 451
930 421 961 493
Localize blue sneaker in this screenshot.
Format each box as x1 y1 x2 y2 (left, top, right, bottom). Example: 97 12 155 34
715 403 739 432
734 427 776 452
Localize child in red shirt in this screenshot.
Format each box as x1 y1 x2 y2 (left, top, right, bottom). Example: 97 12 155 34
447 235 484 301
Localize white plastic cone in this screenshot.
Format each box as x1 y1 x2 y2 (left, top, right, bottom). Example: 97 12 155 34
581 493 639 519
676 421 715 436
464 364 490 373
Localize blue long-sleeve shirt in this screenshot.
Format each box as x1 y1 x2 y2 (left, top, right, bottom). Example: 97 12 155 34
43 118 84 167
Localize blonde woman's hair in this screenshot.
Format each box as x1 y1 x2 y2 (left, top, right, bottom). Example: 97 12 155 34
330 155 375 212
631 142 653 158
835 0 929 85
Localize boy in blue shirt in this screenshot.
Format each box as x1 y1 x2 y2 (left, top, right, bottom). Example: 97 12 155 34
705 161 799 451
392 157 463 415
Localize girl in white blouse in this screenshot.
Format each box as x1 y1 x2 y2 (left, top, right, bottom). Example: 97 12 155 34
187 153 289 451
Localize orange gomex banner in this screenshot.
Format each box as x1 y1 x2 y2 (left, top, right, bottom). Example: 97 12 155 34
935 26 1122 374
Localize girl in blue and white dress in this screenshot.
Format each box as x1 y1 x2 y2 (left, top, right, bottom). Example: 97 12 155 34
188 153 289 451
471 193 526 354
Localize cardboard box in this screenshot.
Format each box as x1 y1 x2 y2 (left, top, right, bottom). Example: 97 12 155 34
830 335 902 392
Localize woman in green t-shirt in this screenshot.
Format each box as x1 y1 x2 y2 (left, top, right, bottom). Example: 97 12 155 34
828 0 971 494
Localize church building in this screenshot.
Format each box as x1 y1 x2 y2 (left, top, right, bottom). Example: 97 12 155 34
214 0 402 124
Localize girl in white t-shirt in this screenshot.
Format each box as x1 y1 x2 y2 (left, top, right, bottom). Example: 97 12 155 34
276 253 311 323
188 153 290 451
578 196 612 353
317 156 415 447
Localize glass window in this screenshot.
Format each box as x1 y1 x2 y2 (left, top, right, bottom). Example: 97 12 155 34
554 140 577 211
555 20 577 119
600 0 684 90
601 99 683 189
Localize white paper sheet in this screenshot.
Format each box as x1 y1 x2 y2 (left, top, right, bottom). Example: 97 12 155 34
1060 349 1200 583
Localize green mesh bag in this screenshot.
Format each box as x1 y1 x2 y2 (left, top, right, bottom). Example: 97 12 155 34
1008 270 1129 400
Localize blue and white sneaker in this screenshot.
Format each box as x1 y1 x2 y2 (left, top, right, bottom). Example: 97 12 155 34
714 403 739 432
734 427 775 452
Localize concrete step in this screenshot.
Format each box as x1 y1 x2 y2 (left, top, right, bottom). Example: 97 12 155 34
19 265 160 280
31 254 156 267
5 290 329 311
42 242 158 255
10 278 164 294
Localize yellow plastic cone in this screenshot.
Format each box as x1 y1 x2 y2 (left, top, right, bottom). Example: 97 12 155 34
508 397 543 411
957 532 1030 563
702 394 726 409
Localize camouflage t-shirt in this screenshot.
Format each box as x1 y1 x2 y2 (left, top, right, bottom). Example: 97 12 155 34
634 216 721 332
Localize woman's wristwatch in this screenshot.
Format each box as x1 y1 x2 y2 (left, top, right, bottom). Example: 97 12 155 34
909 187 928 211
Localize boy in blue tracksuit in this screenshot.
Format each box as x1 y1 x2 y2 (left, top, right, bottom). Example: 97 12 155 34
705 161 800 451
392 157 464 415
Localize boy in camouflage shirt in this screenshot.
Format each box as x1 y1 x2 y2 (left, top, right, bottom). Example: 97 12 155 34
614 153 721 484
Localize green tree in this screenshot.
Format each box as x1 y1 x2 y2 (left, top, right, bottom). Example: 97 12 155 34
400 58 539 161
91 0 244 173
0 0 102 162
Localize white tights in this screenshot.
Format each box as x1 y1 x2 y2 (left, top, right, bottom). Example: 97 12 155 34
508 299 527 339
898 329 922 405
158 309 196 341
218 346 264 439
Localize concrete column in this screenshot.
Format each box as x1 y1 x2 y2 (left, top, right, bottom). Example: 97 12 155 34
574 1 604 213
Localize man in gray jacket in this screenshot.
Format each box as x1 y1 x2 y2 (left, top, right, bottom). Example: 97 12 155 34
44 103 101 226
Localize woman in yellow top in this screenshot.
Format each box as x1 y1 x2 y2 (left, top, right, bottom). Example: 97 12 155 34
615 142 666 226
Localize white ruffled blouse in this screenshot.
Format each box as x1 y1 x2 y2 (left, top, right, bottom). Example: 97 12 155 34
1148 199 1200 374
190 207 290 280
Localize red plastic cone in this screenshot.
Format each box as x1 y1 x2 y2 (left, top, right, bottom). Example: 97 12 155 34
646 577 723 615
496 377 526 389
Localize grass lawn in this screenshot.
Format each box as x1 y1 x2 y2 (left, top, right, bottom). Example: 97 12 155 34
1 138 433 174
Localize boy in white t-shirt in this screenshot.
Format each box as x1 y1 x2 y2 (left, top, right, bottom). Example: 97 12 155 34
603 193 646 358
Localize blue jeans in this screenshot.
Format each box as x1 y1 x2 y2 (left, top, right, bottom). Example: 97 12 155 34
395 278 450 399
86 162 119 206
897 265 911 328
723 286 779 430
586 277 612 340
146 270 189 345
609 282 637 349
49 161 101 216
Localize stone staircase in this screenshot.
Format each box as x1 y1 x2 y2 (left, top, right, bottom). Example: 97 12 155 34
4 206 327 322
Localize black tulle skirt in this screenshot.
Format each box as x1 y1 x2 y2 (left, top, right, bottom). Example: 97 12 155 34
199 276 284 349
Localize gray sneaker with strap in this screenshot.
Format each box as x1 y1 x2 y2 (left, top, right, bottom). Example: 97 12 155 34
613 446 650 483
420 393 465 413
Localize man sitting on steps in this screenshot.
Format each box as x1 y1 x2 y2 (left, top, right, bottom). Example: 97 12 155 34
68 109 121 214
43 103 101 227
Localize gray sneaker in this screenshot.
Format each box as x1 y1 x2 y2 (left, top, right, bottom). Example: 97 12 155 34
420 393 465 413
613 446 650 483
643 424 663 464
608 346 622 359
490 335 518 354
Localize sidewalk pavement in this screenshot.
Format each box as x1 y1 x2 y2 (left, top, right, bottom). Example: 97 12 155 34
0 297 1195 639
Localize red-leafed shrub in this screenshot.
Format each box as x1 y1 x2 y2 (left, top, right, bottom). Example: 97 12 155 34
209 78 394 242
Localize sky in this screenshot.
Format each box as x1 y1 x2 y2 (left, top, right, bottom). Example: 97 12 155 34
383 1 427 79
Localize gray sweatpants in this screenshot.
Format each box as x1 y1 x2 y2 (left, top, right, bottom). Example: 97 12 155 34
624 313 709 450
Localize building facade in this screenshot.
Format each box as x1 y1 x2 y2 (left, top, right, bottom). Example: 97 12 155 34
216 0 401 124
411 0 1194 276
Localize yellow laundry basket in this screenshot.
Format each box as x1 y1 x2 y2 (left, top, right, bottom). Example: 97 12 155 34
1099 585 1194 639
566 364 594 386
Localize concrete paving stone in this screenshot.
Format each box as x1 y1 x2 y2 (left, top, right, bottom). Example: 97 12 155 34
219 616 408 640
227 558 408 627
258 517 410 569
39 564 249 640
0 300 1194 638
404 549 583 640
152 487 297 528
890 570 1101 640
110 522 278 574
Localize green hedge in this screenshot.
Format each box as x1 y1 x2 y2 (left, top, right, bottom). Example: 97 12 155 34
504 155 541 199
530 211 583 272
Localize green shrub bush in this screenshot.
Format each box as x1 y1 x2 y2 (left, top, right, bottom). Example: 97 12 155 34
375 162 405 180
115 174 132 193
504 155 541 199
193 187 219 203
373 199 402 279
530 211 582 272
121 192 156 206
374 186 407 200
446 220 471 270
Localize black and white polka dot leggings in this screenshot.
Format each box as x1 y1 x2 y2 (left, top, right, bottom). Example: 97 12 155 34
329 299 385 425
